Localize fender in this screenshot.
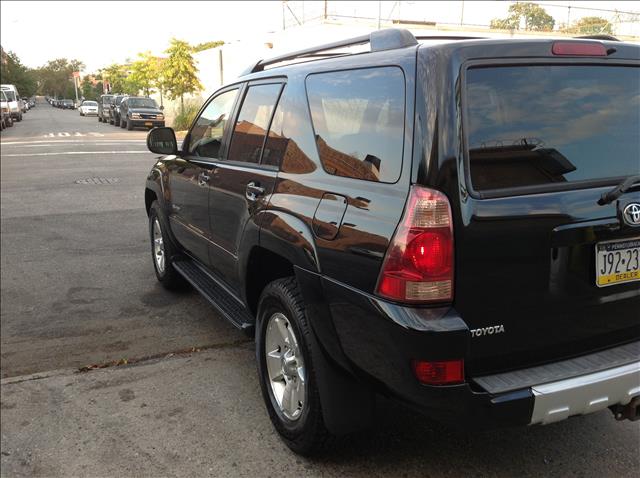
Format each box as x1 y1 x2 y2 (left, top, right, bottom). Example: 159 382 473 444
257 209 321 274
254 209 375 434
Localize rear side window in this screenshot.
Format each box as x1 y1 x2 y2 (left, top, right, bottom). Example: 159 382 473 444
306 67 405 183
466 65 640 193
227 83 283 164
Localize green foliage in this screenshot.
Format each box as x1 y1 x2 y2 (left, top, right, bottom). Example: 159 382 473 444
80 76 104 101
35 58 85 97
163 38 203 113
101 63 136 94
0 51 37 97
562 16 613 35
193 40 224 53
491 2 555 32
171 99 200 130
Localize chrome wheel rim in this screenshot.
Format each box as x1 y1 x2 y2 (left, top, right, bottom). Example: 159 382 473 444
152 218 165 274
265 312 306 421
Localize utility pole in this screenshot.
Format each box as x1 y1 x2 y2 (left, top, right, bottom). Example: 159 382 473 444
377 1 382 29
460 1 465 26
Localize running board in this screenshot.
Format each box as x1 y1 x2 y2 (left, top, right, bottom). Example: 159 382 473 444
173 259 255 336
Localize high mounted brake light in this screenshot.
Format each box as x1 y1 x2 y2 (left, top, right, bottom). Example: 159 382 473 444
376 186 454 303
552 42 607 56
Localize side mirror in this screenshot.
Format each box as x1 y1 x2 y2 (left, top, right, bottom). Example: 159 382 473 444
147 127 178 155
159 105 164 111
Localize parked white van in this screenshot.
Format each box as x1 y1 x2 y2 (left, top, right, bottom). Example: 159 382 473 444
0 85 23 122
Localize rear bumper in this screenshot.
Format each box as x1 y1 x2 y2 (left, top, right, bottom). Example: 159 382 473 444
299 270 640 428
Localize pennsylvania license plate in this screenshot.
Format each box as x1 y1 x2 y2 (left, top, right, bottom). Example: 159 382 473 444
596 238 640 287
145 122 153 126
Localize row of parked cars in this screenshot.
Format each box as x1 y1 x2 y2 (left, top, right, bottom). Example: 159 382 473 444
47 97 75 109
77 93 165 131
1 84 35 130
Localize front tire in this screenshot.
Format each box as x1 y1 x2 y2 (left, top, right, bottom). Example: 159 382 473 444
120 118 126 129
256 278 330 455
126 118 133 130
114 115 120 127
148 201 185 290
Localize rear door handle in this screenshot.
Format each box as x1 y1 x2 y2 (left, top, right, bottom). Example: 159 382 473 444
246 181 265 201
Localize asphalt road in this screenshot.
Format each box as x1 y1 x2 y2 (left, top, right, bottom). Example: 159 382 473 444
1 103 639 477
1 104 245 378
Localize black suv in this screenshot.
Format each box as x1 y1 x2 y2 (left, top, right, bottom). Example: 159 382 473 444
119 96 165 130
109 94 128 126
144 29 640 454
97 94 113 123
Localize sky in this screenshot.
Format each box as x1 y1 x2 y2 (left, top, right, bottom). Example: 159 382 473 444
1 1 638 73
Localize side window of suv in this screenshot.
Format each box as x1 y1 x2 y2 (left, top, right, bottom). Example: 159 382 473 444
188 89 239 158
227 83 284 164
306 67 405 183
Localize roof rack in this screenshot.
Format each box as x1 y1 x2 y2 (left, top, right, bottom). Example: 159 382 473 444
575 34 620 41
415 35 485 41
242 28 418 76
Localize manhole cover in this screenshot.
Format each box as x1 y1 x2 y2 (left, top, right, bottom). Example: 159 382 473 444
75 177 121 185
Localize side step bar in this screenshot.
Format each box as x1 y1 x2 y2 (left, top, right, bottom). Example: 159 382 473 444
173 259 255 336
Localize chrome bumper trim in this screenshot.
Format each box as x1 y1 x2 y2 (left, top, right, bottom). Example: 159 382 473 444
530 361 640 425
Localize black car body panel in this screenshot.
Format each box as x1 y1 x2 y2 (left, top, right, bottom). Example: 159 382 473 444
144 33 640 432
121 97 165 129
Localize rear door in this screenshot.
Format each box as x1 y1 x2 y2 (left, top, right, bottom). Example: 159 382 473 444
207 80 284 293
458 62 640 374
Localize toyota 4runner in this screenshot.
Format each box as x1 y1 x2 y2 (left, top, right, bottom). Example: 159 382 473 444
144 29 640 455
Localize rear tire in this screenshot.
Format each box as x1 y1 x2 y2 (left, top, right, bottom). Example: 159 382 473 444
256 277 330 456
120 118 126 129
148 201 186 290
127 119 133 131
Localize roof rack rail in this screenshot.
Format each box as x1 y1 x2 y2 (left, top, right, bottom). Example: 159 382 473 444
415 35 486 41
241 28 418 76
575 34 620 41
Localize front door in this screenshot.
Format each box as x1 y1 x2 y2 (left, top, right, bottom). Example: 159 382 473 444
170 87 240 267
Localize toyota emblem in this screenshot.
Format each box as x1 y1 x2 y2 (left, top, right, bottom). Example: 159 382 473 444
623 203 640 227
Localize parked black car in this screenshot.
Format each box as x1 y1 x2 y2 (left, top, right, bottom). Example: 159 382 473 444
144 29 640 455
120 96 164 130
108 94 128 126
97 94 114 123
61 99 74 109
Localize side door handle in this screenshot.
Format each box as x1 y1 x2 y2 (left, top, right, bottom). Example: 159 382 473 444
198 171 210 187
246 181 265 201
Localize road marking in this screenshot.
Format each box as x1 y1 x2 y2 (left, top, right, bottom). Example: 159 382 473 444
2 151 152 157
2 139 146 145
42 132 105 138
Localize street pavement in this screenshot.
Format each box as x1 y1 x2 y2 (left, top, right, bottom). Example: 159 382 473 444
1 103 639 477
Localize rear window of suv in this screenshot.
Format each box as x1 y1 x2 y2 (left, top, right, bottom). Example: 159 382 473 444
465 65 640 193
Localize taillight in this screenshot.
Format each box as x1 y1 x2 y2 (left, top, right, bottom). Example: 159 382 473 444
376 185 453 303
552 42 606 56
412 359 464 385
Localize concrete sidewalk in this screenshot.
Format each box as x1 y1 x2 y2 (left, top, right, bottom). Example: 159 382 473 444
2 344 639 478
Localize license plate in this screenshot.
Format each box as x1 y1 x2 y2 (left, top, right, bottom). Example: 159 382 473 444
145 121 153 126
595 238 640 287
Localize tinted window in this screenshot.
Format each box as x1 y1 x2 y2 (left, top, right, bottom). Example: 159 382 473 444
83 101 97 106
466 65 640 192
306 67 405 183
227 83 283 164
188 89 238 158
3 90 16 101
127 98 157 108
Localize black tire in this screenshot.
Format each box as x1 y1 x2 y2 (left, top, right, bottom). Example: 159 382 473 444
120 118 126 129
126 119 133 131
148 201 186 290
98 115 102 122
7 116 13 127
256 277 330 456
114 115 120 127
109 117 114 125
16 114 22 122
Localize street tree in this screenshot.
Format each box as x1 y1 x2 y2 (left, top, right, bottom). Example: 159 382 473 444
563 16 613 35
35 58 85 98
491 2 555 32
163 38 203 113
0 51 37 97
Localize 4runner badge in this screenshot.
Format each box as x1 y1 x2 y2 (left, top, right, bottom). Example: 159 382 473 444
470 325 505 337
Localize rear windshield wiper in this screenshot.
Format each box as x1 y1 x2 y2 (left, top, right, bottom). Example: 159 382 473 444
598 175 640 205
